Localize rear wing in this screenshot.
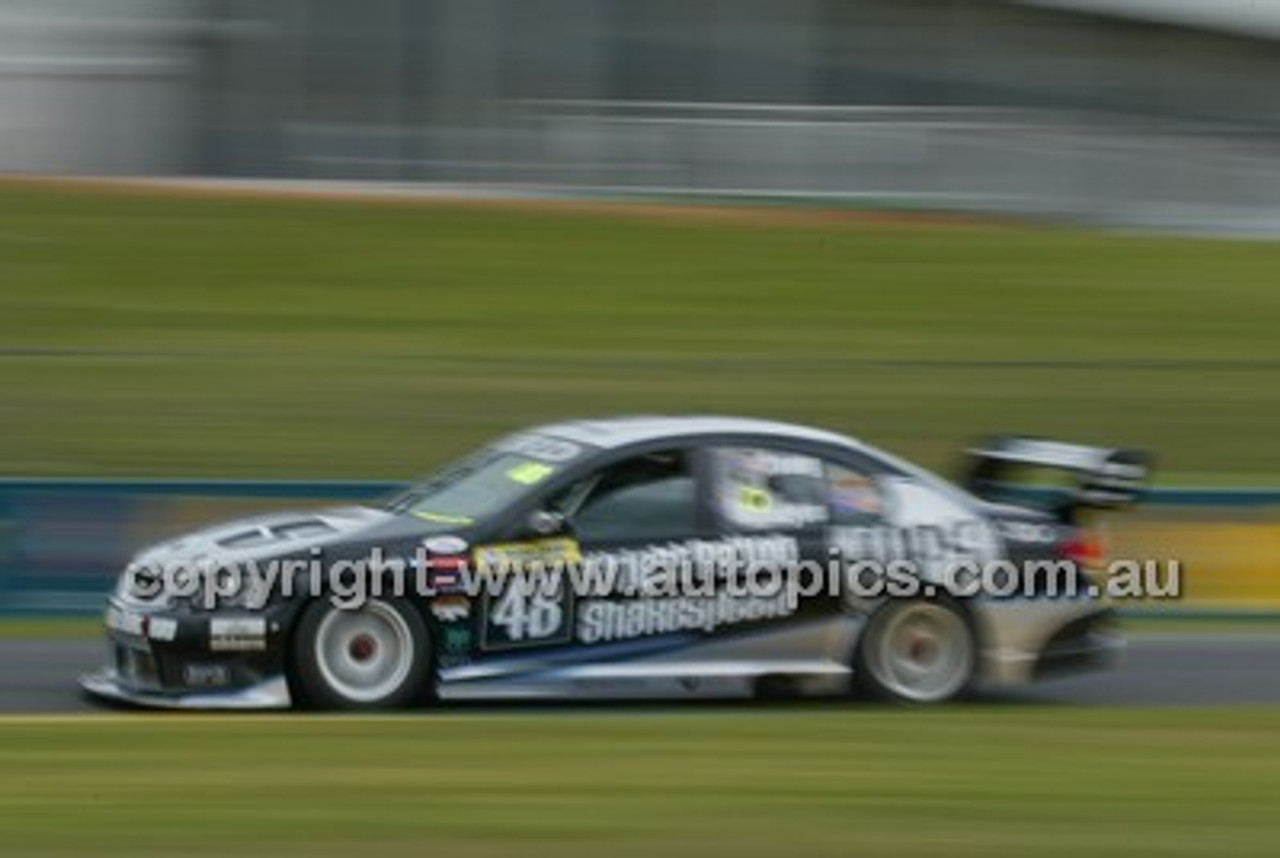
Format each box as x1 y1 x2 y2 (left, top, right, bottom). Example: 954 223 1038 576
962 437 1152 521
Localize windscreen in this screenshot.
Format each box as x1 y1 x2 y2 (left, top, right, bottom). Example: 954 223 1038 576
386 433 587 527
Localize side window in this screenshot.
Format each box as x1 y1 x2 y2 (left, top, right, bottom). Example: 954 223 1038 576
712 447 830 532
825 462 886 525
559 450 698 543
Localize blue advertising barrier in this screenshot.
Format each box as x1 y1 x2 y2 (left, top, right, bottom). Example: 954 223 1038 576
0 478 1277 615
0 478 400 615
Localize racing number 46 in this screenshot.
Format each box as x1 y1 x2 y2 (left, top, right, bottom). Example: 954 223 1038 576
485 579 570 647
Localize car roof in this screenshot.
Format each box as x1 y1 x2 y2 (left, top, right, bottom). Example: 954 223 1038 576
533 415 866 452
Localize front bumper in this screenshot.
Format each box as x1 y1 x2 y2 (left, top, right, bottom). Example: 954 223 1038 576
79 669 291 709
78 598 294 710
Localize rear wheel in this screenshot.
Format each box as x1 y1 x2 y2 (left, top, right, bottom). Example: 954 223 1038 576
855 598 975 704
291 597 433 709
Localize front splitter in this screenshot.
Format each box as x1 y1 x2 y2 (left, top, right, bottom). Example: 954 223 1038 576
79 668 292 710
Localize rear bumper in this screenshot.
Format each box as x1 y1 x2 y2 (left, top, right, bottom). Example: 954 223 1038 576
1031 612 1126 679
978 600 1124 686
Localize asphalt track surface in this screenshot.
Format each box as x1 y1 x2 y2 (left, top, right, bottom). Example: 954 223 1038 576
2 633 1278 714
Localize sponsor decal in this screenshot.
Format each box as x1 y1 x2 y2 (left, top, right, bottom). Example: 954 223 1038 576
506 461 556 485
209 617 267 652
413 511 475 525
184 663 231 687
477 535 803 650
107 608 178 642
473 537 582 573
431 595 472 623
577 591 796 644
867 478 1003 571
580 535 800 595
996 520 1059 544
442 625 472 655
147 617 178 642
738 501 828 529
483 579 572 650
106 606 145 637
423 535 469 555
828 520 1000 569
424 555 469 593
471 541 581 651
729 448 825 479
738 486 772 511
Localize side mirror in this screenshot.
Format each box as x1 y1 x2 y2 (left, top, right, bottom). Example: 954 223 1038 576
526 509 568 537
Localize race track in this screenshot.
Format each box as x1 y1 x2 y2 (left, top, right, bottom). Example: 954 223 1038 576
3 633 1279 713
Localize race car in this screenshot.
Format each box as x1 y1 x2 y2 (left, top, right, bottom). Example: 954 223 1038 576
80 416 1150 709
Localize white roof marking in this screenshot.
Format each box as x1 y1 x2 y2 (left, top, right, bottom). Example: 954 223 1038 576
531 415 865 451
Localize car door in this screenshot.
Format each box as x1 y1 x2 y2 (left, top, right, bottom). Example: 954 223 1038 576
469 444 712 660
531 442 830 694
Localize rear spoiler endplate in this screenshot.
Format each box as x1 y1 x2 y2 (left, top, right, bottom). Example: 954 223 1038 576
962 436 1153 519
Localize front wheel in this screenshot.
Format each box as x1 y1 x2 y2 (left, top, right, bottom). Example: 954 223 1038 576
291 597 433 709
855 598 975 704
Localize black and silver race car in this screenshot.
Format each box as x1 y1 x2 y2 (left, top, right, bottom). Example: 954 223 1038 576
80 416 1149 709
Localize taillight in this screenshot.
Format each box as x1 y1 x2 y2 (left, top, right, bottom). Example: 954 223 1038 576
1062 530 1107 570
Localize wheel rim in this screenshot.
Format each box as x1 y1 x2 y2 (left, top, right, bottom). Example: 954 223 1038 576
314 601 415 703
866 602 973 703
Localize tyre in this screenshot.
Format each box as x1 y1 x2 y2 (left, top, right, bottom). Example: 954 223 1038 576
854 598 975 704
291 597 433 710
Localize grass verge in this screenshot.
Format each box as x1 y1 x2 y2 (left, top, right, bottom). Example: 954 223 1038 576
2 183 1279 481
0 708 1276 857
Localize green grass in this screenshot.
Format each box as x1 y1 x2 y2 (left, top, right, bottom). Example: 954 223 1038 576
0 709 1276 857
2 184 1279 480
0 618 100 639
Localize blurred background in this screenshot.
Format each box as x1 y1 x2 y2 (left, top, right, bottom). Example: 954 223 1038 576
1 1 1278 612
4 0 1280 231
2 6 1279 857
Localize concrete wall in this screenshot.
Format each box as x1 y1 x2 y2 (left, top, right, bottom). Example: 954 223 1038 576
4 0 1280 229
0 0 199 174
